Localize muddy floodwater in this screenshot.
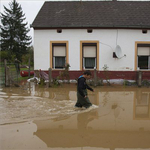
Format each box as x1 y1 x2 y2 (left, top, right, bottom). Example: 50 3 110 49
0 82 150 150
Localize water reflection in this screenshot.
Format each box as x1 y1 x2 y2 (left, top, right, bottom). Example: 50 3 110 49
33 108 150 149
33 86 150 149
134 89 150 120
0 83 150 149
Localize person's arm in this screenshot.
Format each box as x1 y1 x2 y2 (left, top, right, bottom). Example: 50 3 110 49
78 78 86 97
86 84 94 92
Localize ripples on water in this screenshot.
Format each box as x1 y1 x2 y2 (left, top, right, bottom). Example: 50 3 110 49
0 84 98 124
1 83 150 149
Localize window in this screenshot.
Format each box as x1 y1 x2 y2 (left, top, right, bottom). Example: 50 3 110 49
50 41 68 69
137 44 150 70
142 30 147 34
82 43 97 69
53 44 66 69
87 29 93 33
57 29 62 33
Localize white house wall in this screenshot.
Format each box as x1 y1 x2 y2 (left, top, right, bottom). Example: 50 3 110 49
34 29 150 71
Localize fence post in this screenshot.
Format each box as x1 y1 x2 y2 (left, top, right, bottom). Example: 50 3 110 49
4 59 10 87
28 57 31 78
49 68 52 87
137 70 142 87
94 69 97 87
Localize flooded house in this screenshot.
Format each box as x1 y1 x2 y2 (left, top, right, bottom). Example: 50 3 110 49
32 1 150 80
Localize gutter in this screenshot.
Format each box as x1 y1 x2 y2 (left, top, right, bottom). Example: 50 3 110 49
30 24 150 30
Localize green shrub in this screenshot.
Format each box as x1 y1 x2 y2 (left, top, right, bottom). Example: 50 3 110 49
0 51 15 62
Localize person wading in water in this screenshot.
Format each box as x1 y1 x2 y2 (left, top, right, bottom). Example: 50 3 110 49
75 70 94 109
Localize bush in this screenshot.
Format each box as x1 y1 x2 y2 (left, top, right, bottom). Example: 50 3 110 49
123 80 137 86
142 80 150 87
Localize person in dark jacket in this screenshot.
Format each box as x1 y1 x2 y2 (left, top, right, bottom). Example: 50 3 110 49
75 70 94 109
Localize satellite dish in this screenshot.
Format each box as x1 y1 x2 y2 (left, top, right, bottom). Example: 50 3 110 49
115 45 123 59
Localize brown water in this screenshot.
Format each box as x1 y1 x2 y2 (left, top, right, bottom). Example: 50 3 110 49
0 82 150 150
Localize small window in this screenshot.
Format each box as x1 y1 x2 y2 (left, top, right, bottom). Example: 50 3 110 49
83 44 97 69
142 30 147 34
87 29 93 33
52 44 66 69
137 46 150 70
57 29 62 33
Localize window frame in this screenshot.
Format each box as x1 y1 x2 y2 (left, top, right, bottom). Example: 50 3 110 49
83 44 97 69
135 42 150 71
80 41 99 70
50 41 69 70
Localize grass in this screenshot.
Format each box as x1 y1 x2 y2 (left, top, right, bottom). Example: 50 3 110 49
20 67 34 71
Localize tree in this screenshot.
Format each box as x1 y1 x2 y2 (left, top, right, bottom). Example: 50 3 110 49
0 0 32 61
22 46 34 66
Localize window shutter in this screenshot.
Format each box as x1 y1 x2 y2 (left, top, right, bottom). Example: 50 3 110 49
138 47 150 56
83 46 96 57
53 46 66 56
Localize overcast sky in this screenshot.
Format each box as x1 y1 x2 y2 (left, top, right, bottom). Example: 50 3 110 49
1 0 150 44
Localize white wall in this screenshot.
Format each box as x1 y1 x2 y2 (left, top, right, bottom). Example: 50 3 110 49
34 29 150 71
